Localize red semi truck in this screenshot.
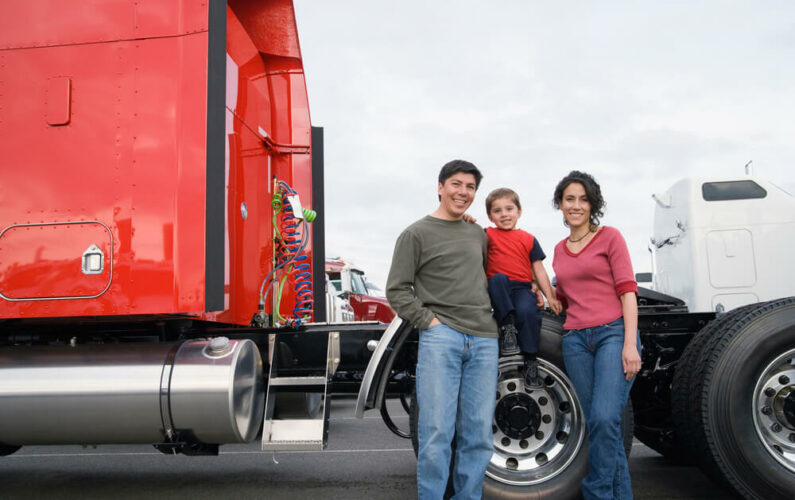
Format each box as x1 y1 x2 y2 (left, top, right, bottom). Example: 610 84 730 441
0 0 377 456
2 2 794 499
325 258 395 323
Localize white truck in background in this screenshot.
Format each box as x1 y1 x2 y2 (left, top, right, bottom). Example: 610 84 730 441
628 173 795 499
650 175 795 311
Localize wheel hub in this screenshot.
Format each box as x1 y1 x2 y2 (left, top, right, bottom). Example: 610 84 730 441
488 357 585 486
753 348 795 473
496 393 541 440
774 387 795 430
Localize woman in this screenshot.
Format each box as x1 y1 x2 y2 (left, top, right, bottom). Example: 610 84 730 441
551 170 641 500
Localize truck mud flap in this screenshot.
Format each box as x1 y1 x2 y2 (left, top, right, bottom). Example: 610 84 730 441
354 316 414 418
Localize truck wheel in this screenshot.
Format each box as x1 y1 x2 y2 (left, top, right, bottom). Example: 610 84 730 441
699 297 795 499
482 353 586 499
483 314 633 499
670 302 760 465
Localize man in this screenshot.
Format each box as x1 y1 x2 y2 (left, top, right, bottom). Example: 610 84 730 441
386 159 498 499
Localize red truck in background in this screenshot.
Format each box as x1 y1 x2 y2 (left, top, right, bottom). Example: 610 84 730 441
325 258 394 323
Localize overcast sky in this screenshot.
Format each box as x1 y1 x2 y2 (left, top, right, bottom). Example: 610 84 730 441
293 0 795 288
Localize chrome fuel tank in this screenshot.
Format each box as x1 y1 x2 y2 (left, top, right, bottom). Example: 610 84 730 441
0 338 263 445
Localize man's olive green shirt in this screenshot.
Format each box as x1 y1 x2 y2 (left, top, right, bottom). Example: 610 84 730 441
386 215 498 338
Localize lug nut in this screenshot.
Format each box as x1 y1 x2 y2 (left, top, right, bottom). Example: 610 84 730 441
762 406 773 415
538 397 548 406
771 423 782 433
789 433 795 443
765 387 776 398
535 431 544 440
780 375 790 385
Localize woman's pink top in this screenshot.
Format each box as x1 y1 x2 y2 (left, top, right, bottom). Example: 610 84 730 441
552 226 637 330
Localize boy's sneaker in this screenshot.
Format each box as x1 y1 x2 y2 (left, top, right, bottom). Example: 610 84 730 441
524 358 543 390
499 324 520 356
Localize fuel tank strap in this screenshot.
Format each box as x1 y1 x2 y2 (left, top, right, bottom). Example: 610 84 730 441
159 341 186 443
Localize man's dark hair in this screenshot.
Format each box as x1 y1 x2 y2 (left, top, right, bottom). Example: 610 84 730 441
552 170 605 227
438 159 483 190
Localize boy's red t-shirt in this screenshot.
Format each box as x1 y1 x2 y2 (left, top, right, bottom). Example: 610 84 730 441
485 227 544 282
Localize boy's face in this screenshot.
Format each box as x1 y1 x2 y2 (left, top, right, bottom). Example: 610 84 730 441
488 197 521 230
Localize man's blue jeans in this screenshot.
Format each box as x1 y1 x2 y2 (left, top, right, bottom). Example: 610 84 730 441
416 323 499 500
561 317 639 500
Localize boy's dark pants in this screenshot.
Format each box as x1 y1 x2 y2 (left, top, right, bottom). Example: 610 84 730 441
487 273 542 353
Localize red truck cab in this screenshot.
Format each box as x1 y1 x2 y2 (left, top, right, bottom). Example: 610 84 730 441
325 259 394 323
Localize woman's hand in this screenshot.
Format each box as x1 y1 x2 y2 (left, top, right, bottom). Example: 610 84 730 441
622 342 641 381
531 283 544 307
548 297 563 315
462 213 477 224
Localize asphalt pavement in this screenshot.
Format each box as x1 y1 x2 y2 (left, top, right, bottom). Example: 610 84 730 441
0 398 738 499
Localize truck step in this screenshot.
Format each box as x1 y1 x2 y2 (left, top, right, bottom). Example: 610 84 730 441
261 419 326 451
268 376 327 387
267 376 327 387
261 331 340 451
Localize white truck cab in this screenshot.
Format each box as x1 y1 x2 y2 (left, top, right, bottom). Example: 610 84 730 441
650 176 795 313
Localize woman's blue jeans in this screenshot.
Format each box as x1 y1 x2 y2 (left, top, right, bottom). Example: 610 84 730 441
562 317 639 500
416 323 499 500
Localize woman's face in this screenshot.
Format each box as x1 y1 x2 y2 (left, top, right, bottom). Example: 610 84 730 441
560 182 591 229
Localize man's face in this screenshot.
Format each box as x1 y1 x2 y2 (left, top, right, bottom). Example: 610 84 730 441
437 172 477 220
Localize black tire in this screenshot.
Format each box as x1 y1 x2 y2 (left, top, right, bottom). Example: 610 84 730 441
699 298 795 499
670 302 760 465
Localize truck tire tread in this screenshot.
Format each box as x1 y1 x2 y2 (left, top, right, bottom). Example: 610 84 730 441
670 302 759 465
699 297 795 500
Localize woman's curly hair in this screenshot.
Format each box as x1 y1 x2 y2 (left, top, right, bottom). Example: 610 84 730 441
552 170 605 227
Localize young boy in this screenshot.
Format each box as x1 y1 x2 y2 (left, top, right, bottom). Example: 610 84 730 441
485 188 562 388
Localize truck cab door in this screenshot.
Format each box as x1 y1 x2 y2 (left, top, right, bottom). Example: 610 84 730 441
340 265 353 293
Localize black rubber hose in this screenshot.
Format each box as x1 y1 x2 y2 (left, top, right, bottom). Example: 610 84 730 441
380 392 411 439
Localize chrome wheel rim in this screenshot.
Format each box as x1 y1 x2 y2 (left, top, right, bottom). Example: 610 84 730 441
486 356 585 486
752 347 795 473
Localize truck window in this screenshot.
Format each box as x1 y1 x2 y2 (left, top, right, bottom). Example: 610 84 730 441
351 272 368 295
702 180 767 201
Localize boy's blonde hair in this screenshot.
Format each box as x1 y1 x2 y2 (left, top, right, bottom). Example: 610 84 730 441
486 188 522 213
